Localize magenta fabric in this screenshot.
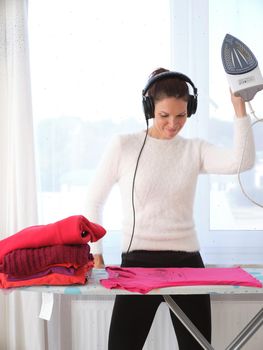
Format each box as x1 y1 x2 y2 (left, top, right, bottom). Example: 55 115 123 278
0 244 91 276
0 215 106 263
100 266 262 294
7 266 76 281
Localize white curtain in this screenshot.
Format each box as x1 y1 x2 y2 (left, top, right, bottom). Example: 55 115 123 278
0 0 45 349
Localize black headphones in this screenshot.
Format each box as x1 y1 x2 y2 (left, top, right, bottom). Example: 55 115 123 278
142 71 198 120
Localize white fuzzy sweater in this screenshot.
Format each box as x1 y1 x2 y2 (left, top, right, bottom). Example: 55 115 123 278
86 116 255 254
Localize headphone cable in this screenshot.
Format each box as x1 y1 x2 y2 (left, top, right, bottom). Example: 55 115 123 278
126 121 149 255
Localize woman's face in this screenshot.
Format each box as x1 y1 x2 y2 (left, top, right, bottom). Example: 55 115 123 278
150 97 188 140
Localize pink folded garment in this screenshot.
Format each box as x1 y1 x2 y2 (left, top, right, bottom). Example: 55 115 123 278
0 215 106 263
100 266 263 294
0 244 92 277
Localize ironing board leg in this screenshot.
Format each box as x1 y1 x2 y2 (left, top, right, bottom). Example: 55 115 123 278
225 307 263 350
163 295 215 350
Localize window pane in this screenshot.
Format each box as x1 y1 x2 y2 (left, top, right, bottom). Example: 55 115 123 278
28 0 171 233
209 0 263 230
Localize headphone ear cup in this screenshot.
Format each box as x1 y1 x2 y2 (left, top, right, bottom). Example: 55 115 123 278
187 95 197 117
143 71 198 119
142 95 155 120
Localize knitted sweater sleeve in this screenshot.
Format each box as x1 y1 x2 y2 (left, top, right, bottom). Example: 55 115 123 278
86 136 121 254
200 115 255 174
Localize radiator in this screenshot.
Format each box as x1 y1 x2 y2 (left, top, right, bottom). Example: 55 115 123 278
71 297 178 350
212 300 263 350
70 297 263 350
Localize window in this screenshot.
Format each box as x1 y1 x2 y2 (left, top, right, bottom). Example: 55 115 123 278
29 0 263 265
28 0 171 263
170 0 263 264
206 0 263 264
209 0 263 231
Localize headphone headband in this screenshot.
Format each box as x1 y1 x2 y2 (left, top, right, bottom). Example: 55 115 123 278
142 71 197 96
142 71 198 120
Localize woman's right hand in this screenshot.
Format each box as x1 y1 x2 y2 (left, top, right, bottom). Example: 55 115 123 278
230 89 247 117
93 254 105 268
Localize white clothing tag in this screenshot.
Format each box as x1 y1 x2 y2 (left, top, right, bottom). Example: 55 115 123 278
39 292 54 321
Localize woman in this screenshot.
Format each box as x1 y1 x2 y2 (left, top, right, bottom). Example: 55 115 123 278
86 68 255 349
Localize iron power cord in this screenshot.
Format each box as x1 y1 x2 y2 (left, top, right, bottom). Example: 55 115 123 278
237 101 263 208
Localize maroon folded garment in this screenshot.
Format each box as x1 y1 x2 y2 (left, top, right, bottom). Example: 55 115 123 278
7 266 77 281
0 244 93 277
0 215 106 263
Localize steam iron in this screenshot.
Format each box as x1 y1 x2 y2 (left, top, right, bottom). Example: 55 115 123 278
221 33 263 101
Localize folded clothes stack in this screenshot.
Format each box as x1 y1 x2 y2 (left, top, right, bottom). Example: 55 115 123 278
0 215 106 289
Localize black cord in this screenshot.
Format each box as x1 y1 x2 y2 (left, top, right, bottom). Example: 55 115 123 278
126 121 149 255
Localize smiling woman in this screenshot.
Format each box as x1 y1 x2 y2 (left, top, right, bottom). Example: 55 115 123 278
149 98 188 139
144 68 189 139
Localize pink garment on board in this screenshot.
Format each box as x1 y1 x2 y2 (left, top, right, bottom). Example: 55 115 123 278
100 266 262 294
0 215 106 264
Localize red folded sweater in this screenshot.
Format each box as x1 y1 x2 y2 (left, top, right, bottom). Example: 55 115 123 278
0 244 92 277
0 215 106 263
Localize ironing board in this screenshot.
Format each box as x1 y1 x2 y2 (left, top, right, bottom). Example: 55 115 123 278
19 267 263 350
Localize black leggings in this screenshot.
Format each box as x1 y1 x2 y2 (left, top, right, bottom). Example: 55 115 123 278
108 250 211 350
